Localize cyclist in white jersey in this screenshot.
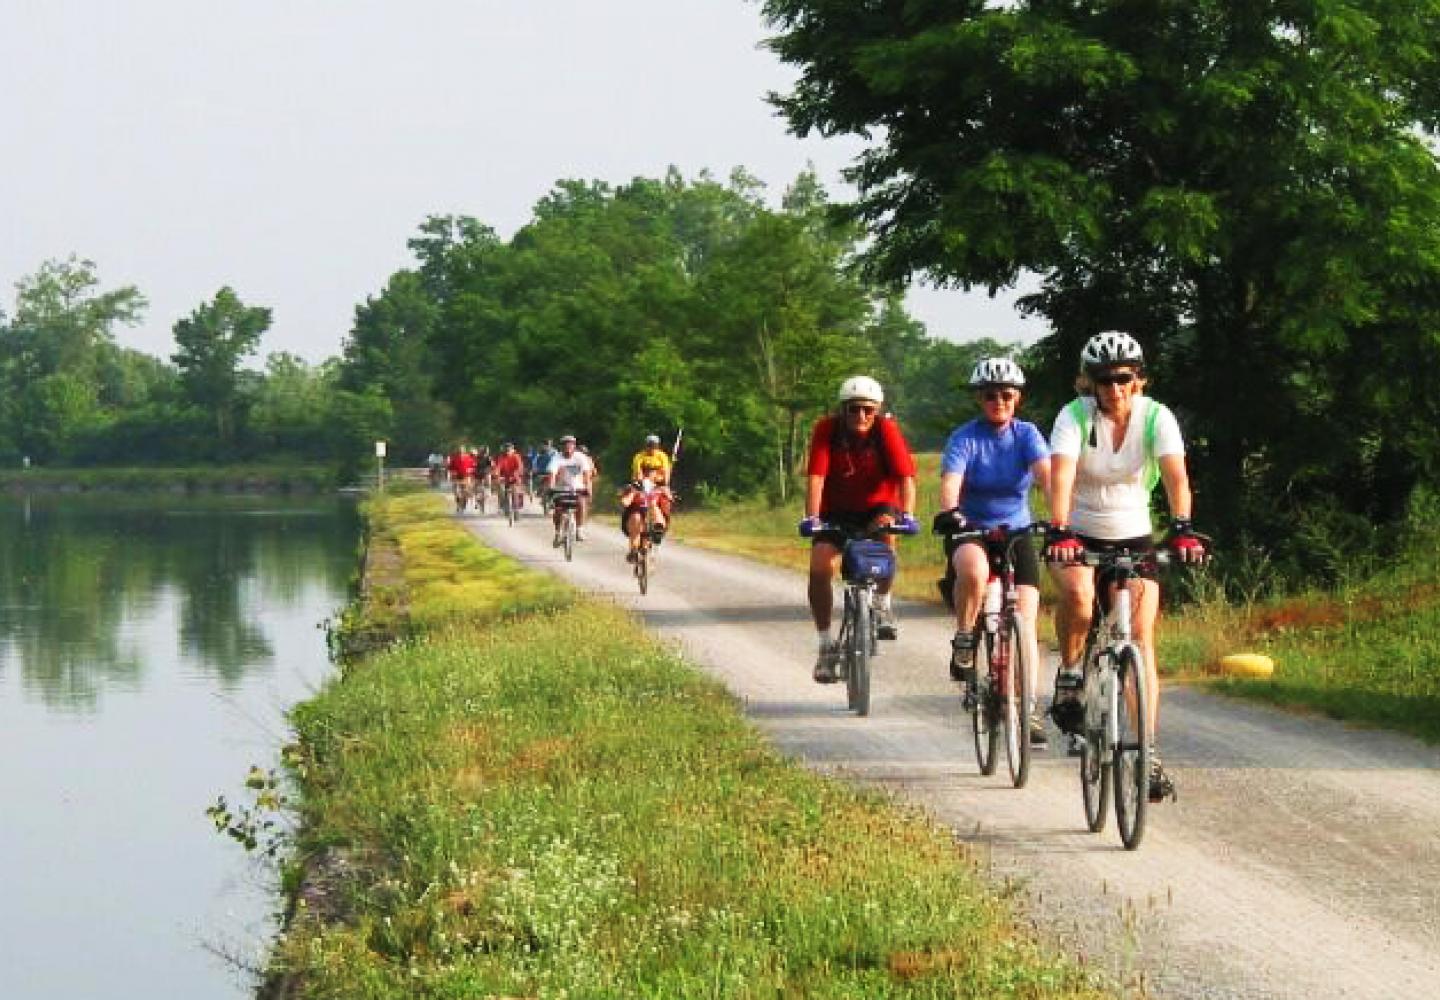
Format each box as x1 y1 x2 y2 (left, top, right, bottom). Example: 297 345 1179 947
544 435 596 545
1044 331 1207 802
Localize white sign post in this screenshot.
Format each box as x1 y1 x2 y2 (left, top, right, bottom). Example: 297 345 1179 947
375 440 387 492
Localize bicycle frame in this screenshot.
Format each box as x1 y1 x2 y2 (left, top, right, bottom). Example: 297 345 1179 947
1074 548 1161 849
809 521 916 717
950 524 1044 786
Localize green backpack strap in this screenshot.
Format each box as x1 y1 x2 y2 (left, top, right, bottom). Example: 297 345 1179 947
1066 398 1091 449
1143 400 1165 492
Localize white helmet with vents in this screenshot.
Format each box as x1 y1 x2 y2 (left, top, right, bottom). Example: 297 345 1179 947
1081 331 1145 370
836 375 884 405
967 357 1026 388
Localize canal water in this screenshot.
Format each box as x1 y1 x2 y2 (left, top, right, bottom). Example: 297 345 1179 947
0 493 358 999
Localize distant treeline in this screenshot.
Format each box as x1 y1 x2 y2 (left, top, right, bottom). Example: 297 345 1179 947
0 257 391 475
341 167 1008 499
2 171 1006 493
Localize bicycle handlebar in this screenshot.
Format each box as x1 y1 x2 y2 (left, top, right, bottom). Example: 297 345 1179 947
934 520 1049 542
801 519 919 539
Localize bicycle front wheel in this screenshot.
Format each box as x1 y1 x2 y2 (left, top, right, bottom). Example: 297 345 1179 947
1080 725 1110 833
636 543 649 594
972 630 999 776
563 515 575 562
1113 646 1150 849
1003 616 1035 788
847 590 871 717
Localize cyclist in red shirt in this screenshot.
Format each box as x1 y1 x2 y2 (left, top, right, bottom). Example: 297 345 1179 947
446 445 477 511
493 443 526 509
799 376 918 682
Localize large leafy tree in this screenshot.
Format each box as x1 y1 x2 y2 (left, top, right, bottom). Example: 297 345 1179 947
172 287 271 446
339 271 451 461
0 257 147 460
762 0 1440 563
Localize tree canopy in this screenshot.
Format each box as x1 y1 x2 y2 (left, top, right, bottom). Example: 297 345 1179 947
363 168 984 495
762 0 1440 576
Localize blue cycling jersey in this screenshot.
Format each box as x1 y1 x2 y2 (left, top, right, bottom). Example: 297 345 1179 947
940 419 1049 529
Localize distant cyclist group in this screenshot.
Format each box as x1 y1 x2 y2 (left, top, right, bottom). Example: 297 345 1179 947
800 331 1207 807
433 433 678 560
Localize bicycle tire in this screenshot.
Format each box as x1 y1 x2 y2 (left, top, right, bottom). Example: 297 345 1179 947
971 629 999 776
563 514 575 562
847 590 871 716
1113 645 1150 850
636 541 649 594
1004 616 1035 788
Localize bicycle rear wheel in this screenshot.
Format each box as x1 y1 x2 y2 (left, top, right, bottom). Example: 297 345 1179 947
1113 646 1150 850
846 590 872 716
1003 617 1035 788
971 630 999 776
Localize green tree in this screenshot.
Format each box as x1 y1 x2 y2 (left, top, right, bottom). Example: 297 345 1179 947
339 271 451 461
762 0 1440 566
0 257 146 461
249 352 332 456
171 287 271 446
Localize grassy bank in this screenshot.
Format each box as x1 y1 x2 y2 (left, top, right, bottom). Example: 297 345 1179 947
1170 534 1440 743
677 468 1440 743
0 464 338 493
270 493 1104 998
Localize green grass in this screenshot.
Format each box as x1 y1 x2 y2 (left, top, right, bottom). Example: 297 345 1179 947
273 494 1106 999
1177 536 1440 743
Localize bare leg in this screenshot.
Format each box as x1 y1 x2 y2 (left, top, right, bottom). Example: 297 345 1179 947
1128 578 1162 740
952 543 989 632
808 543 841 630
1050 562 1094 667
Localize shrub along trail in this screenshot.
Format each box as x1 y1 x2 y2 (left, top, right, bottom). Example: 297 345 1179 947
467 503 1440 999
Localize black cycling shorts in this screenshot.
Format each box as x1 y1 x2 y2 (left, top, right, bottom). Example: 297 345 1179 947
947 533 1041 590
813 505 899 549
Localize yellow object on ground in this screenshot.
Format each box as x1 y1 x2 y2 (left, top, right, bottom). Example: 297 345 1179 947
1220 653 1275 678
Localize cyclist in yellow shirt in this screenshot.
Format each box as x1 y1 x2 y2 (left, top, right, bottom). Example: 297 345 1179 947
631 434 672 483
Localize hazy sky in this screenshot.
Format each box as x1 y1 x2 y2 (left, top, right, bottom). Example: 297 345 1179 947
1 1 1046 365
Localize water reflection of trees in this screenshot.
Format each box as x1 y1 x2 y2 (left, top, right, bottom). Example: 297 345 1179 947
0 496 356 710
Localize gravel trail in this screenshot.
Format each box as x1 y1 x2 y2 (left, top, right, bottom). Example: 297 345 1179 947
466 506 1440 999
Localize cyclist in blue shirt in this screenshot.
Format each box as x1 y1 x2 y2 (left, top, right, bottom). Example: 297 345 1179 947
933 358 1052 744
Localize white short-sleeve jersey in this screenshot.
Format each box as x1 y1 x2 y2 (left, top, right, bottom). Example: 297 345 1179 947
546 451 595 491
1050 395 1184 540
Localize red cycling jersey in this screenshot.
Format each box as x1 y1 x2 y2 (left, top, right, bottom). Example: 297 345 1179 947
448 452 476 478
805 414 917 514
494 453 524 482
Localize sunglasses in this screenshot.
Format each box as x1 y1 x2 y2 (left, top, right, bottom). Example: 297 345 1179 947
981 389 1019 403
1094 372 1136 387
846 403 878 416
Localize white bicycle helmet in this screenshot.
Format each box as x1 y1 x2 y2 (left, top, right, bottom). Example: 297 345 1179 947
836 375 884 405
1080 331 1145 370
968 357 1026 388
644 434 661 445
